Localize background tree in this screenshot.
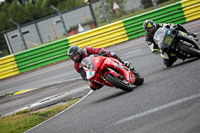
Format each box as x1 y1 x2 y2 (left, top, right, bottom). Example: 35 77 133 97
0 0 85 56
0 12 7 31
8 0 26 23
24 1 37 21
5 0 14 3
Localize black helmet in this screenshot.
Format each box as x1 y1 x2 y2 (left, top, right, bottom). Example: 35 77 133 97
143 20 157 34
67 45 82 63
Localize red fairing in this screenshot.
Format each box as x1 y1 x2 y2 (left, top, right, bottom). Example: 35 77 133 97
101 57 136 84
88 56 136 86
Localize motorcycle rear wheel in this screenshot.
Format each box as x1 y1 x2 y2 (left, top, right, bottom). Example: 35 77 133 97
104 73 134 92
179 45 200 58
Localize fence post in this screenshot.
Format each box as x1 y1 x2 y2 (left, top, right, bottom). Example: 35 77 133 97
152 0 158 9
50 5 69 37
9 19 28 50
100 0 111 24
85 0 98 28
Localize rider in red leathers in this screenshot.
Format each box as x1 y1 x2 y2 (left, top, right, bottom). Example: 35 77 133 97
67 45 131 90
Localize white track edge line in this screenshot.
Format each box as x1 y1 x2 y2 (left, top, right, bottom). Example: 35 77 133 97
110 93 200 126
24 90 93 133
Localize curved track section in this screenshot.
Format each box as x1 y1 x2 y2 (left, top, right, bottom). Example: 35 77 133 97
23 20 200 133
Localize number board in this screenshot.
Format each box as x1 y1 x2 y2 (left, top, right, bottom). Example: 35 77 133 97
165 36 173 45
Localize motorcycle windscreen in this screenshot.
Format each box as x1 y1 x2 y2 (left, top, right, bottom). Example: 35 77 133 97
81 56 95 80
81 56 95 70
154 28 169 50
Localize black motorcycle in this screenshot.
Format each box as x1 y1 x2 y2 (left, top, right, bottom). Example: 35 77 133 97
153 25 200 61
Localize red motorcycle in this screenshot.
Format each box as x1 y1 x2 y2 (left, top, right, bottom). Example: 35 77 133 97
81 55 144 92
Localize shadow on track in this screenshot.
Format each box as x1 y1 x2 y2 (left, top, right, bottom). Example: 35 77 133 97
92 90 129 104
172 58 199 68
91 85 144 104
145 58 199 77
161 58 199 70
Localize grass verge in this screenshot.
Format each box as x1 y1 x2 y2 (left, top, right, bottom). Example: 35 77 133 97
0 98 80 133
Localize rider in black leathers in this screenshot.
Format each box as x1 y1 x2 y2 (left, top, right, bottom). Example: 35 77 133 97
143 19 198 67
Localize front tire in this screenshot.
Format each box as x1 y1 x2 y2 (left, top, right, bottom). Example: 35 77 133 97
134 74 144 86
179 45 200 58
104 73 134 92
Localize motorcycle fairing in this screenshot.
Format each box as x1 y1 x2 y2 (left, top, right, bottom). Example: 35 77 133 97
100 57 136 84
154 27 176 51
82 55 136 86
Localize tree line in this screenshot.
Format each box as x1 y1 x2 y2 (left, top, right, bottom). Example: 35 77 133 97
0 0 84 32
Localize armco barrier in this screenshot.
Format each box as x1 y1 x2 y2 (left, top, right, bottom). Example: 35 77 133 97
68 21 128 48
181 0 200 22
15 38 70 73
0 0 199 80
0 55 19 79
0 38 69 80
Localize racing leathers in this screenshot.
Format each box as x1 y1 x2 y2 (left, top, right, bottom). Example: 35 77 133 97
145 23 195 67
73 47 129 90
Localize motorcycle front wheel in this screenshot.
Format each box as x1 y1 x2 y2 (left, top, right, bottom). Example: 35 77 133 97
179 45 200 58
134 74 144 86
104 73 134 92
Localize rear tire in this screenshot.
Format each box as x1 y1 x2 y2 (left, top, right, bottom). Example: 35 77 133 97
104 73 134 92
179 45 200 58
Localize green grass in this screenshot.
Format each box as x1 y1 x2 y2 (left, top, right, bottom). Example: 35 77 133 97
0 98 80 133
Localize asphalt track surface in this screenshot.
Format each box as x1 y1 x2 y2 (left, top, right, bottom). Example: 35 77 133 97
1 20 200 133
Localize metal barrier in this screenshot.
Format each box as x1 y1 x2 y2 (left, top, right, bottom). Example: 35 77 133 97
181 0 200 22
0 0 199 80
15 38 69 73
0 55 19 79
68 21 128 48
0 38 69 80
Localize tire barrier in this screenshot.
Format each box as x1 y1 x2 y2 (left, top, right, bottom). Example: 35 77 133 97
0 0 199 80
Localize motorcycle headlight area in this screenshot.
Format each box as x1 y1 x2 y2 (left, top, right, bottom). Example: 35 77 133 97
86 71 96 79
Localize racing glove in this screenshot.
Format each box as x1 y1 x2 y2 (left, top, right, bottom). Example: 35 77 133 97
147 41 160 54
79 68 88 81
99 50 107 56
117 57 130 68
123 61 130 68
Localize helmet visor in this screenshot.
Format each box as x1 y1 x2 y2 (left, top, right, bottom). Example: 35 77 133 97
72 53 79 60
147 26 155 33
